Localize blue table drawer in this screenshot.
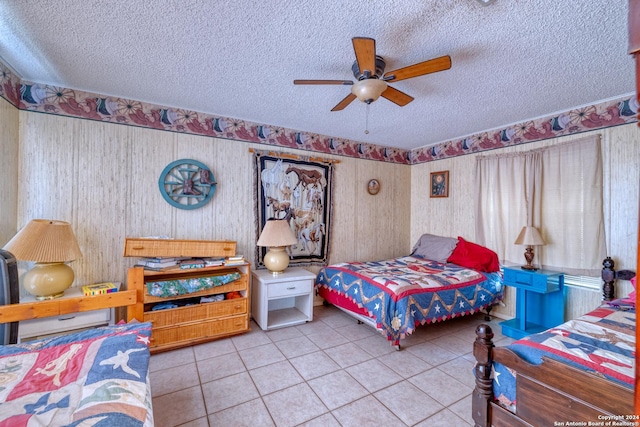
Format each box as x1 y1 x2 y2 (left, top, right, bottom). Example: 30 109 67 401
503 268 562 293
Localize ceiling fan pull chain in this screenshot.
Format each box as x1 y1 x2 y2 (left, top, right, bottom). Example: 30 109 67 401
365 103 370 135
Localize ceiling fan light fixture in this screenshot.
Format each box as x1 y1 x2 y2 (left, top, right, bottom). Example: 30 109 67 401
351 79 388 104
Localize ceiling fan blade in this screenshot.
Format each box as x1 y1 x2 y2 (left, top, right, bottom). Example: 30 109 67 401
331 93 357 111
381 86 414 106
352 37 376 77
384 55 452 83
294 79 353 85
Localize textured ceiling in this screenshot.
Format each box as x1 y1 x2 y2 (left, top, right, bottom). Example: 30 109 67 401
0 0 634 150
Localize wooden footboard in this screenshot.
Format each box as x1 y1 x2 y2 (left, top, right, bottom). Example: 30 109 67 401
472 257 636 427
472 324 634 427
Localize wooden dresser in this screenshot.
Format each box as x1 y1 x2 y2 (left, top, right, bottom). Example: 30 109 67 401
124 238 250 353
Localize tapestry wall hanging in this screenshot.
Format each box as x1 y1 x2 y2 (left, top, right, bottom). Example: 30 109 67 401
254 151 335 268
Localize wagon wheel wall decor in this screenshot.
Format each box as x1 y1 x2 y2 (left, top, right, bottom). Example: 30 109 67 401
158 159 217 210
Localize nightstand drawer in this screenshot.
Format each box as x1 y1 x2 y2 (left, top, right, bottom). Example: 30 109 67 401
503 268 561 293
19 308 112 341
268 279 313 298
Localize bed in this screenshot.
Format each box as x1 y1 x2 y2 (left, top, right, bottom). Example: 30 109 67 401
0 321 154 426
315 234 504 348
0 289 153 427
472 256 636 427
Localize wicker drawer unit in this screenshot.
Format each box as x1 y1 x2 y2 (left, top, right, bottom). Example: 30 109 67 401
125 238 250 353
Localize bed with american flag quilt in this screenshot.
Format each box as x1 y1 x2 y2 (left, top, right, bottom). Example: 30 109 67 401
315 255 503 346
492 304 634 412
0 321 153 426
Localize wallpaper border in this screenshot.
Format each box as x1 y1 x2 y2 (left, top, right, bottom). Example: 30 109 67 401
0 61 637 166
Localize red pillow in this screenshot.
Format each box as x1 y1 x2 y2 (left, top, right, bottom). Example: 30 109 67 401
447 237 500 272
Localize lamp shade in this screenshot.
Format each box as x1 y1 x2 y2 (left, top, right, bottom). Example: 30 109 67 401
514 226 546 246
257 219 297 247
3 220 82 300
3 219 82 262
351 79 388 104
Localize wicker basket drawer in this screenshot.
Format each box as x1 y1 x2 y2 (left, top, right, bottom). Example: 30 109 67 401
150 314 249 348
124 238 236 258
144 298 247 327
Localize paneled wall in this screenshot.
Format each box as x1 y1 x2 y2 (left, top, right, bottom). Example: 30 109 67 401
411 124 640 320
1 101 637 322
0 97 18 245
7 110 410 293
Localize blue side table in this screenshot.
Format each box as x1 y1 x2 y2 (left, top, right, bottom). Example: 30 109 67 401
500 267 565 339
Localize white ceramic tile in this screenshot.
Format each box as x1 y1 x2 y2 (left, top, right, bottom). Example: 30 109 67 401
149 346 195 372
295 319 333 335
406 340 458 366
377 346 433 378
273 335 320 358
249 360 303 395
438 356 477 388
334 322 379 341
409 367 473 406
288 350 341 380
201 372 260 413
353 334 397 357
197 351 246 383
192 337 237 361
149 361 199 397
374 381 443 425
305 329 349 349
414 408 472 426
152 385 207 427
208 397 275 427
427 333 474 356
323 342 373 368
265 324 304 342
296 412 342 427
345 358 403 392
238 342 285 370
448 393 475 425
307 370 369 410
331 395 405 427
262 383 328 427
231 328 272 351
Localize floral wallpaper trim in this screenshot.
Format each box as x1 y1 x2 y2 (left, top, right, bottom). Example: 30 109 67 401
0 62 637 165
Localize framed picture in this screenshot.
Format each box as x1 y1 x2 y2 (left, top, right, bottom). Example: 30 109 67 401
430 171 449 198
367 179 380 195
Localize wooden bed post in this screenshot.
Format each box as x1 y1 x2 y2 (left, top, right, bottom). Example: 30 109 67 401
472 324 494 427
602 256 616 301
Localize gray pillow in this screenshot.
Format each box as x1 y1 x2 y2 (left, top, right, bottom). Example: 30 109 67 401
411 233 458 263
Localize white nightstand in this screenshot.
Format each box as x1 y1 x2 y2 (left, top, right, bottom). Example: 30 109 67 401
18 284 117 342
251 268 316 330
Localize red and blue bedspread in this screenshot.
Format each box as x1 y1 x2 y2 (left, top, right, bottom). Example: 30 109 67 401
315 255 503 344
0 321 153 426
493 305 635 411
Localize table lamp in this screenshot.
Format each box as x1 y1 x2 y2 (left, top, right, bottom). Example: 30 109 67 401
514 226 545 271
257 219 297 275
3 219 83 300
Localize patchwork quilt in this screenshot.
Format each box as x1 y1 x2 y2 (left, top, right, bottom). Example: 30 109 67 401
493 305 635 411
315 256 503 344
0 321 153 427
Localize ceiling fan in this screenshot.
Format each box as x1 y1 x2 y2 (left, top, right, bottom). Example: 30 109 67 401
294 37 452 111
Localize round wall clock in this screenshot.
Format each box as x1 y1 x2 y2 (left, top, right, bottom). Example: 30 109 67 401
367 179 381 195
158 159 217 210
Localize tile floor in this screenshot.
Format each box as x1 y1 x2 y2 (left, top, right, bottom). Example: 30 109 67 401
148 305 514 427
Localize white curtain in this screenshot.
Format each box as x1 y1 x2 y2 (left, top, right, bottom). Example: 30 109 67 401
475 135 605 276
